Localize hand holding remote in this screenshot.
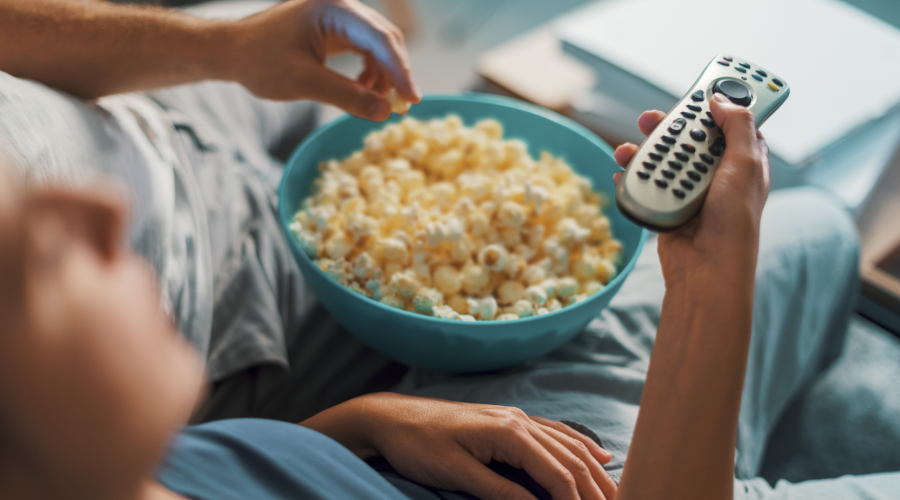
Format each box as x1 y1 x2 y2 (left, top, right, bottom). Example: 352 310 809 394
614 93 771 288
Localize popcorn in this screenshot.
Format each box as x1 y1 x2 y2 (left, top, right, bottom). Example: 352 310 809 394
413 288 444 314
387 89 411 115
293 115 621 321
513 299 534 318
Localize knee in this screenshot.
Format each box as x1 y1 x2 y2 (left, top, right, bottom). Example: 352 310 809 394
761 187 860 272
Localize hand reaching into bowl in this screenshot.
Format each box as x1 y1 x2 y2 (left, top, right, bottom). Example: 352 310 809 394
301 392 618 500
0 0 421 121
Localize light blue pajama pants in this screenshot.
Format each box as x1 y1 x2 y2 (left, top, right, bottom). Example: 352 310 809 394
401 188 900 498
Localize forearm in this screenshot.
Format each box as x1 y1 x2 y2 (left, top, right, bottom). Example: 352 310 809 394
0 0 237 99
299 392 391 460
618 251 758 500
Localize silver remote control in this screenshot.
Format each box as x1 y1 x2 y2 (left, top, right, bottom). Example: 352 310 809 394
616 54 790 232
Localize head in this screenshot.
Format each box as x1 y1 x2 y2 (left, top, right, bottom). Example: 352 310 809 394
0 158 205 500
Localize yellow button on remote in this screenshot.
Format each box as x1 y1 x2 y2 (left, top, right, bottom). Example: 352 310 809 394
767 82 779 91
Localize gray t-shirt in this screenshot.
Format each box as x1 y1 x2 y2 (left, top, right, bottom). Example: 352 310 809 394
0 72 214 360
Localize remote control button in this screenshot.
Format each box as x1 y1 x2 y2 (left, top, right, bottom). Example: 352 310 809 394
681 143 696 153
735 66 747 74
681 111 696 119
693 162 709 173
673 152 689 162
751 74 763 82
662 170 675 179
687 104 702 112
723 56 733 61
648 152 663 161
637 171 651 179
701 118 716 128
756 69 768 77
655 144 670 152
706 111 713 119
687 170 702 182
768 82 780 92
709 137 726 156
667 161 683 170
661 135 676 144
717 60 730 66
772 78 784 87
713 79 752 106
739 62 751 69
655 179 669 189
642 162 657 170
691 90 704 102
668 118 687 135
699 153 714 165
680 179 695 190
672 188 686 199
689 129 707 141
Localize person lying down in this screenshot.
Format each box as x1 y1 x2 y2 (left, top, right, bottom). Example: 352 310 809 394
0 91 809 500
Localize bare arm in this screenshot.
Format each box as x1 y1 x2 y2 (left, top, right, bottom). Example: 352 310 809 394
614 93 770 500
0 0 420 119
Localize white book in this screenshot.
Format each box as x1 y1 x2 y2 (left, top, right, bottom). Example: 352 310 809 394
554 0 900 167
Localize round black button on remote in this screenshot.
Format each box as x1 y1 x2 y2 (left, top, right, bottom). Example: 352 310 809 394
691 90 704 102
701 118 716 128
713 80 752 107
687 104 701 112
662 170 675 179
673 152 689 162
680 179 695 190
687 170 702 182
655 179 669 188
668 118 687 135
655 144 670 152
661 135 676 144
706 111 714 119
681 111 696 119
772 78 784 87
642 162 657 170
667 161 683 170
751 74 763 82
709 137 726 156
693 162 709 173
681 143 696 153
700 153 715 165
648 152 663 161
672 188 686 199
756 69 767 77
689 129 707 141
637 171 651 179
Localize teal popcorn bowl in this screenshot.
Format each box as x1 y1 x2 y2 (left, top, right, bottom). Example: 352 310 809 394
278 94 648 373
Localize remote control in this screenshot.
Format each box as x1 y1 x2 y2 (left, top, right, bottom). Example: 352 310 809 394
615 54 790 232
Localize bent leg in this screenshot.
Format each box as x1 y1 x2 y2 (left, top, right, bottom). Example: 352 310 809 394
736 187 860 478
736 472 900 500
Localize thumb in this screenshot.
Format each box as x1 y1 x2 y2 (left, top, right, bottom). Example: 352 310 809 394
708 93 757 154
305 67 392 121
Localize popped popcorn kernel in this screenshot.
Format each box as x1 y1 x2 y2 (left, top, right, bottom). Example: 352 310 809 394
293 115 622 321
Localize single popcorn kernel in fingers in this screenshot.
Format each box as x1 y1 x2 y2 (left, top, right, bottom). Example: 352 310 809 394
387 89 411 115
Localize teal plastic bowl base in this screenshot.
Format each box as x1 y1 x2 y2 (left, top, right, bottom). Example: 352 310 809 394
279 93 648 373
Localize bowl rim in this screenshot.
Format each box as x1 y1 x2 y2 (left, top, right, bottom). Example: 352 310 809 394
278 92 649 326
